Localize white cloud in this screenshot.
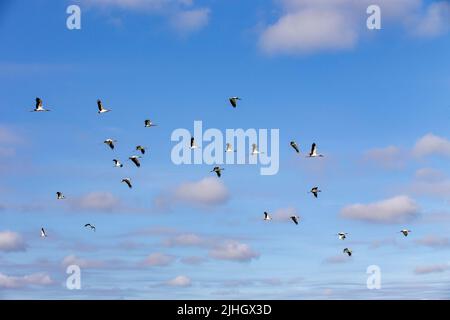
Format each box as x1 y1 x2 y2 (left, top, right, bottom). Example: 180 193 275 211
0 272 53 288
155 177 230 210
0 231 27 252
180 256 206 265
62 255 106 269
340 195 419 223
413 133 450 158
363 146 405 169
414 168 445 182
142 253 176 267
259 0 447 55
209 241 260 262
166 275 192 287
323 255 349 264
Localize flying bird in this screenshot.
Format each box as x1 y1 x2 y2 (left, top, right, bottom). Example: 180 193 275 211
400 229 411 237
190 137 199 149
343 248 352 256
290 141 300 154
40 228 47 238
308 143 324 158
309 187 321 198
84 224 96 232
291 215 300 225
136 145 146 155
122 178 132 189
229 97 241 108
225 143 236 153
129 155 141 168
31 97 50 112
251 144 263 155
210 166 224 178
144 120 157 127
113 159 123 168
338 232 348 240
104 139 116 150
56 192 65 200
263 212 272 221
97 99 110 113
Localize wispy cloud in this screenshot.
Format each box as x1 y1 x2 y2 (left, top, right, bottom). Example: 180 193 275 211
0 272 53 289
412 133 450 158
165 275 192 287
415 235 450 249
141 253 176 267
362 146 406 170
340 195 419 224
414 263 450 275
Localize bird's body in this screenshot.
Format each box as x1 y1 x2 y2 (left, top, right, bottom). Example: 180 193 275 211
343 248 352 256
122 178 132 189
31 97 50 112
290 141 300 154
144 120 157 127
338 232 348 240
40 228 47 238
308 143 324 157
400 229 411 237
104 139 116 150
229 97 241 108
129 155 141 168
136 145 146 155
263 211 272 221
211 166 224 178
97 99 110 113
113 159 123 167
309 187 321 198
291 215 300 225
56 192 65 200
84 224 96 232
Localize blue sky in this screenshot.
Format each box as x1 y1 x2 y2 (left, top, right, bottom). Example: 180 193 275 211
1 0 450 299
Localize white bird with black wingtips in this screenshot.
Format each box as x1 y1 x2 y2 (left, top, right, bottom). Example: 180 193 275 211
400 229 411 237
144 120 157 128
343 248 352 256
136 145 146 155
291 215 300 225
122 178 132 189
309 187 321 198
308 143 323 158
251 144 263 156
210 166 224 178
129 155 141 168
225 143 236 153
190 137 199 150
229 97 241 108
290 141 300 154
113 159 123 168
85 224 96 232
338 232 348 240
40 228 47 238
31 97 50 112
104 139 116 150
56 192 65 200
97 99 110 114
263 212 272 221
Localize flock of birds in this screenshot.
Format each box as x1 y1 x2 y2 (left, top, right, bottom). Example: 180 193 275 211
31 96 412 258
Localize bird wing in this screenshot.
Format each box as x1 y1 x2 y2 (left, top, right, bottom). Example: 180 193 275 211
36 97 42 108
97 99 103 111
191 137 195 147
230 98 236 107
310 143 317 155
131 157 140 167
